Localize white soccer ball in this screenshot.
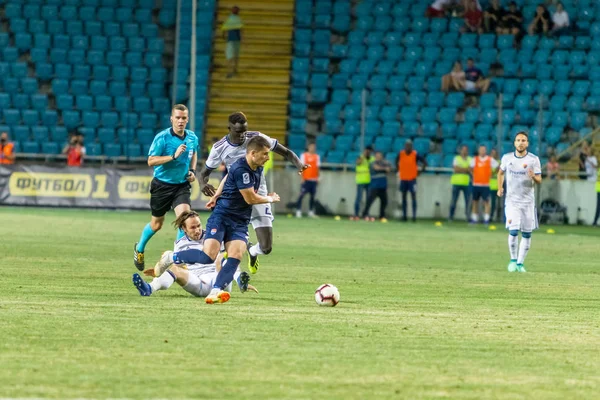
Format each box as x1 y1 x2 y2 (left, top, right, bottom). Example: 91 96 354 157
314 284 340 307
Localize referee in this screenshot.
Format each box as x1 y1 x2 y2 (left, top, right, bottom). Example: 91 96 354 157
133 104 199 270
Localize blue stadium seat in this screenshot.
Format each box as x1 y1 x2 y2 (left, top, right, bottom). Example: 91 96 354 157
22 141 40 154
571 112 588 130
316 135 334 151
51 127 68 143
76 95 93 111
104 143 123 158
457 123 474 140
0 93 10 110
3 109 20 125
62 110 80 129
12 94 29 110
12 127 30 143
41 141 60 155
446 93 464 108
22 110 39 126
42 110 58 126
97 128 115 144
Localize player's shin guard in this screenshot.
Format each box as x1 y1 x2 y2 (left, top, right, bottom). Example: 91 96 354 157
508 230 519 261
517 232 531 266
213 257 240 290
173 249 214 265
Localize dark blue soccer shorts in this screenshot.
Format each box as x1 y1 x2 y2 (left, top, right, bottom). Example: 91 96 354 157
472 186 490 201
204 212 249 244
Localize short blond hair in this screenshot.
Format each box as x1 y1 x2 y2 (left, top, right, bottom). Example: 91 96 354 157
172 104 188 114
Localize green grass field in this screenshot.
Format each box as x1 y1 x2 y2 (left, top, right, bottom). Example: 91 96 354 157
1 206 599 399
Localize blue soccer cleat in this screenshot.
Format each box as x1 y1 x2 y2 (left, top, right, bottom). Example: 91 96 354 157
132 273 152 296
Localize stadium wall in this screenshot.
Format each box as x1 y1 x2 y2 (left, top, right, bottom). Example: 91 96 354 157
272 170 598 225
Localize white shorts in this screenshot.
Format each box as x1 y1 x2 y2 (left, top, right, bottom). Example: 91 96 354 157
182 270 232 298
251 175 274 229
465 80 477 92
505 202 538 232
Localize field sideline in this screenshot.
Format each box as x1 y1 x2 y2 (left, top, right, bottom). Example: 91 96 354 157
0 206 599 399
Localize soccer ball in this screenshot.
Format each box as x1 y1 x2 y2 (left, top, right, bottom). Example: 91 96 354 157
314 284 340 307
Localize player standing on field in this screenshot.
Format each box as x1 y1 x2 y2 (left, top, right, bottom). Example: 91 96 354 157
198 112 308 274
133 104 199 271
497 132 542 273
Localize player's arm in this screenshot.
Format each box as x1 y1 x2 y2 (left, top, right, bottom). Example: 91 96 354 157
199 146 223 196
528 160 542 184
497 168 505 197
147 137 187 167
239 188 280 205
206 175 228 209
273 142 309 174
417 153 428 171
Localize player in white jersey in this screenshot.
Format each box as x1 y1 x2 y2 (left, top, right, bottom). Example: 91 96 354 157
497 131 542 273
198 112 309 274
131 210 257 297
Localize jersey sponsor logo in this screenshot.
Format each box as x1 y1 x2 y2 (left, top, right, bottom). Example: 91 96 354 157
242 173 250 184
210 228 217 235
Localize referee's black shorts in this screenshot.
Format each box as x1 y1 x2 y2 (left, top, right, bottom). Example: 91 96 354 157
150 178 191 217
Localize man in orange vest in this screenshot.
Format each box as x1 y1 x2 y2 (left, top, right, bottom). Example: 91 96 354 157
0 132 15 165
396 140 427 221
295 143 320 218
469 144 499 224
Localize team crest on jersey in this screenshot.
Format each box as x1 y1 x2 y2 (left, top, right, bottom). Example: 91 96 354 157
508 219 512 224
523 164 528 168
210 228 217 235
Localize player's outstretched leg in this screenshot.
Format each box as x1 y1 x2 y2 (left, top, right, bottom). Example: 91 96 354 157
516 232 531 272
206 257 240 304
248 227 272 274
153 251 174 277
507 230 519 272
134 220 161 271
132 273 152 296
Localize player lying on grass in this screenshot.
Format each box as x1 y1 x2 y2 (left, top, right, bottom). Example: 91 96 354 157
153 136 279 304
132 210 257 297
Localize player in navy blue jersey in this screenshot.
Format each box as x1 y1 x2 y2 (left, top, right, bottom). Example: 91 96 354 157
152 135 280 304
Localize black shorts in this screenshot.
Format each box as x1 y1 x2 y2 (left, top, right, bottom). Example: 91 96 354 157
150 178 191 217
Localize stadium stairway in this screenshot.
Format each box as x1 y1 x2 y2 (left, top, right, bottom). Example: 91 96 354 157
203 0 293 147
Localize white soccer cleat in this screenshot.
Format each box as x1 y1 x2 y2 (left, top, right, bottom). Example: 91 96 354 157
153 251 174 277
295 210 302 218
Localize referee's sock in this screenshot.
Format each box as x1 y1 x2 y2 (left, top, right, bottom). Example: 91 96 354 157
176 228 185 241
137 223 157 253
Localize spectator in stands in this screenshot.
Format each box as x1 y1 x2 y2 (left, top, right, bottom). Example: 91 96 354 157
441 61 466 92
397 140 427 222
546 154 560 180
528 4 552 35
465 58 491 93
550 2 570 36
449 145 471 222
0 132 15 165
426 0 455 18
499 1 523 36
585 148 598 183
484 0 505 33
221 6 243 78
361 151 392 222
578 142 590 180
295 143 320 218
63 134 86 167
461 0 484 33
352 146 374 220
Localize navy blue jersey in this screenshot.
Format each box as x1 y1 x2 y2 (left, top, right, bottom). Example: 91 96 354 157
214 157 263 223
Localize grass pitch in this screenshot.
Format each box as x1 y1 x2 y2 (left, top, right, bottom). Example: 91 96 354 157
0 206 599 399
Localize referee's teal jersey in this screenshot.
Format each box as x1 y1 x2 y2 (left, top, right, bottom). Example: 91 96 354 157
148 128 199 184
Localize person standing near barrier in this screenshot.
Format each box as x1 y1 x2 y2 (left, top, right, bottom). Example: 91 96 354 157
470 145 498 224
361 151 392 222
133 104 199 271
351 146 374 220
397 140 427 222
593 174 600 226
448 145 471 221
0 132 15 165
295 143 320 218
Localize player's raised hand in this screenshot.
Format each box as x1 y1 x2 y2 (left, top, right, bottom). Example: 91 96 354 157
497 188 504 197
268 192 281 203
247 284 259 294
200 182 216 197
174 143 187 159
298 164 310 175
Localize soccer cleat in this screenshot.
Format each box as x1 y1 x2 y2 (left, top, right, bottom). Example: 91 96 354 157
153 251 174 278
205 288 231 304
516 264 527 273
507 261 518 272
237 271 250 293
132 273 152 296
247 241 259 274
133 243 145 271
295 210 302 218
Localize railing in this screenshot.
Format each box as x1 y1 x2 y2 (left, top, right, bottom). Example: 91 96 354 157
555 126 600 161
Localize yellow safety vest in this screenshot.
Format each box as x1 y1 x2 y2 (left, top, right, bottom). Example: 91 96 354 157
450 156 471 186
489 159 499 190
596 174 600 193
356 156 374 184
